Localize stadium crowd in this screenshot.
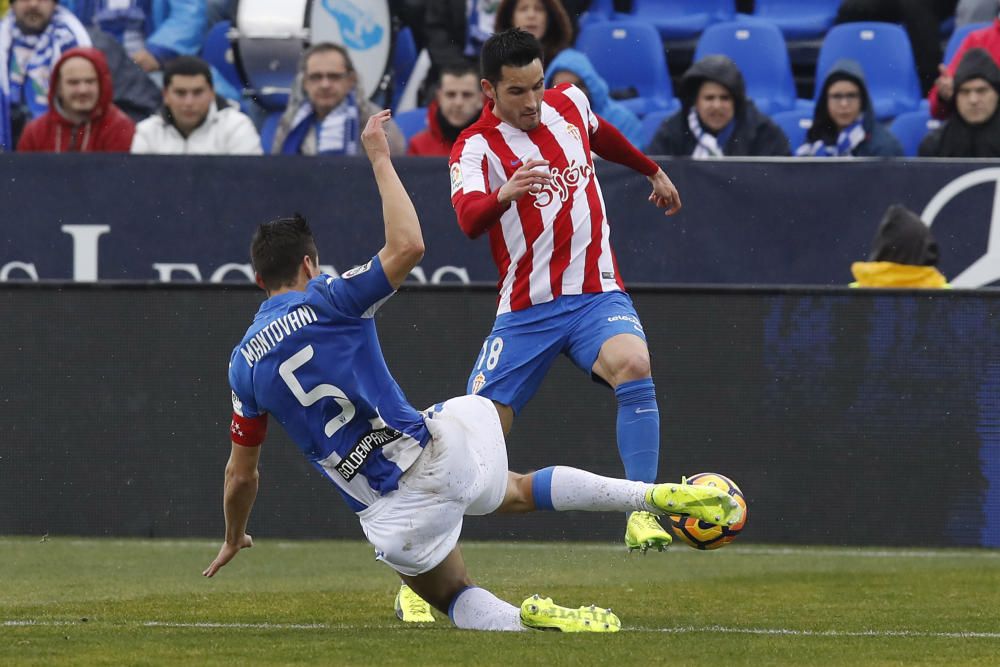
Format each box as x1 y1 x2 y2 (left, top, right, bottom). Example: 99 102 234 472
2 0 1000 158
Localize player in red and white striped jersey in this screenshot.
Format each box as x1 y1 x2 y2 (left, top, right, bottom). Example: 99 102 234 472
448 29 682 555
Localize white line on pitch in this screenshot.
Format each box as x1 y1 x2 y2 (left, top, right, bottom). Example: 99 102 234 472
5 620 1000 639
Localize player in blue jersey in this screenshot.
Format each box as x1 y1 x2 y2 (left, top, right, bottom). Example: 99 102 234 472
203 110 742 632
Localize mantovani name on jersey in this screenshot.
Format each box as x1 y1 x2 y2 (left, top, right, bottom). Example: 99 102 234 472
239 305 319 367
336 426 404 481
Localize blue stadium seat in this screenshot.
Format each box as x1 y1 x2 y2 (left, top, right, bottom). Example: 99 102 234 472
771 109 814 151
944 21 991 65
624 0 735 40
200 20 244 95
749 0 839 40
694 21 797 114
394 107 428 143
889 109 942 157
814 23 922 121
579 0 615 27
259 111 282 153
576 22 676 116
638 109 671 150
391 27 418 112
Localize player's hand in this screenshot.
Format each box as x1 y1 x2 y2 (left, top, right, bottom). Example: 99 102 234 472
936 64 954 101
647 168 681 216
497 159 552 205
203 534 253 577
361 109 393 162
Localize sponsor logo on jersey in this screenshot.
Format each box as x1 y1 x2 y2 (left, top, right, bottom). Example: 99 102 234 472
532 160 594 209
231 391 243 415
450 163 464 196
471 371 486 394
607 313 643 332
343 260 372 279
335 426 404 481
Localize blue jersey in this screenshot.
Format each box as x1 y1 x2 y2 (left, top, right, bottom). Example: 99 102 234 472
228 256 430 512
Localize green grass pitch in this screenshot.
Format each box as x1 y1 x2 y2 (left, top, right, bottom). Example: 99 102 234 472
2 538 999 666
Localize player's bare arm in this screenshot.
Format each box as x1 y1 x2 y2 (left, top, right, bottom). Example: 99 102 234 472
203 442 260 577
647 168 682 216
364 109 425 288
497 159 553 205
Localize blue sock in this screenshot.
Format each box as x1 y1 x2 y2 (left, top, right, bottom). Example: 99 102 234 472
615 378 660 483
530 466 556 511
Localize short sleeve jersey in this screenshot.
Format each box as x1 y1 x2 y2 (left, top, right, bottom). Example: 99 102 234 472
449 83 624 315
228 256 430 512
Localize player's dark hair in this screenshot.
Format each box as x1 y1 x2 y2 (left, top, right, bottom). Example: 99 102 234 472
164 55 213 89
481 28 543 86
251 214 318 291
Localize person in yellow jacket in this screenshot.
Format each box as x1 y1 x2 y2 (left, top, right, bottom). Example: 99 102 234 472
850 204 949 288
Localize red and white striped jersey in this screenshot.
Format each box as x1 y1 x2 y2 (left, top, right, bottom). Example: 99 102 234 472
450 84 624 315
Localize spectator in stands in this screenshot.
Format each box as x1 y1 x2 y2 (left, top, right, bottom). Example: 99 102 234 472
797 59 903 157
957 0 997 25
425 0 496 78
18 46 133 151
272 42 405 157
834 0 958 95
920 48 1000 157
1 0 9 16
60 0 205 75
131 55 260 154
86 25 159 122
850 204 948 288
1 0 90 150
544 48 642 147
645 55 790 158
929 3 1000 119
408 63 481 156
494 0 574 65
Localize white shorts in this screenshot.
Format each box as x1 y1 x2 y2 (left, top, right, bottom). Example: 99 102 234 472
357 394 508 576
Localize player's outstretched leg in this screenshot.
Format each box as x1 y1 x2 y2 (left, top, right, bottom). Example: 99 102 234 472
519 594 620 633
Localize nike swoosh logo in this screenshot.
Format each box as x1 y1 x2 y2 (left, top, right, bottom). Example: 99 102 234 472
635 408 658 414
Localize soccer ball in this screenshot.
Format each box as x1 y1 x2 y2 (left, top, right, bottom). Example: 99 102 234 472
667 472 747 550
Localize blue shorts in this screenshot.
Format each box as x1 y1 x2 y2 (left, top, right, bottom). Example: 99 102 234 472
465 291 647 414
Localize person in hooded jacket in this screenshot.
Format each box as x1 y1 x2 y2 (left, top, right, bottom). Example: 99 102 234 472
797 59 903 157
850 204 948 288
17 45 132 151
408 63 482 156
544 48 642 147
645 55 790 158
920 47 1000 157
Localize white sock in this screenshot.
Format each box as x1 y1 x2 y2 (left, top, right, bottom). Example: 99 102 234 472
449 586 526 632
548 466 651 512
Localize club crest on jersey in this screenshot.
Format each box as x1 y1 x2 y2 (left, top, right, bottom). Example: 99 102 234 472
450 163 463 195
566 123 581 142
532 160 594 209
471 372 486 394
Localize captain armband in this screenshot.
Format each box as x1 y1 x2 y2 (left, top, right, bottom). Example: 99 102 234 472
230 412 268 447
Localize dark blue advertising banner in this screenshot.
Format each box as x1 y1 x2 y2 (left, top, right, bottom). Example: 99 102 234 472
2 155 1000 286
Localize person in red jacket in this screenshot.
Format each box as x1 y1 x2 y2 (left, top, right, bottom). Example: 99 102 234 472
407 63 482 156
17 47 134 152
929 11 1000 119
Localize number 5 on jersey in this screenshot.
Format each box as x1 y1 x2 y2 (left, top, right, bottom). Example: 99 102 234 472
279 344 356 437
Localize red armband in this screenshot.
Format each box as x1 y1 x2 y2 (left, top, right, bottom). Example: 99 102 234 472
230 412 267 447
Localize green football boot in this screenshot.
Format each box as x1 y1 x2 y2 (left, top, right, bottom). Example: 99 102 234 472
395 584 435 623
625 510 673 553
520 595 621 633
647 477 744 527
